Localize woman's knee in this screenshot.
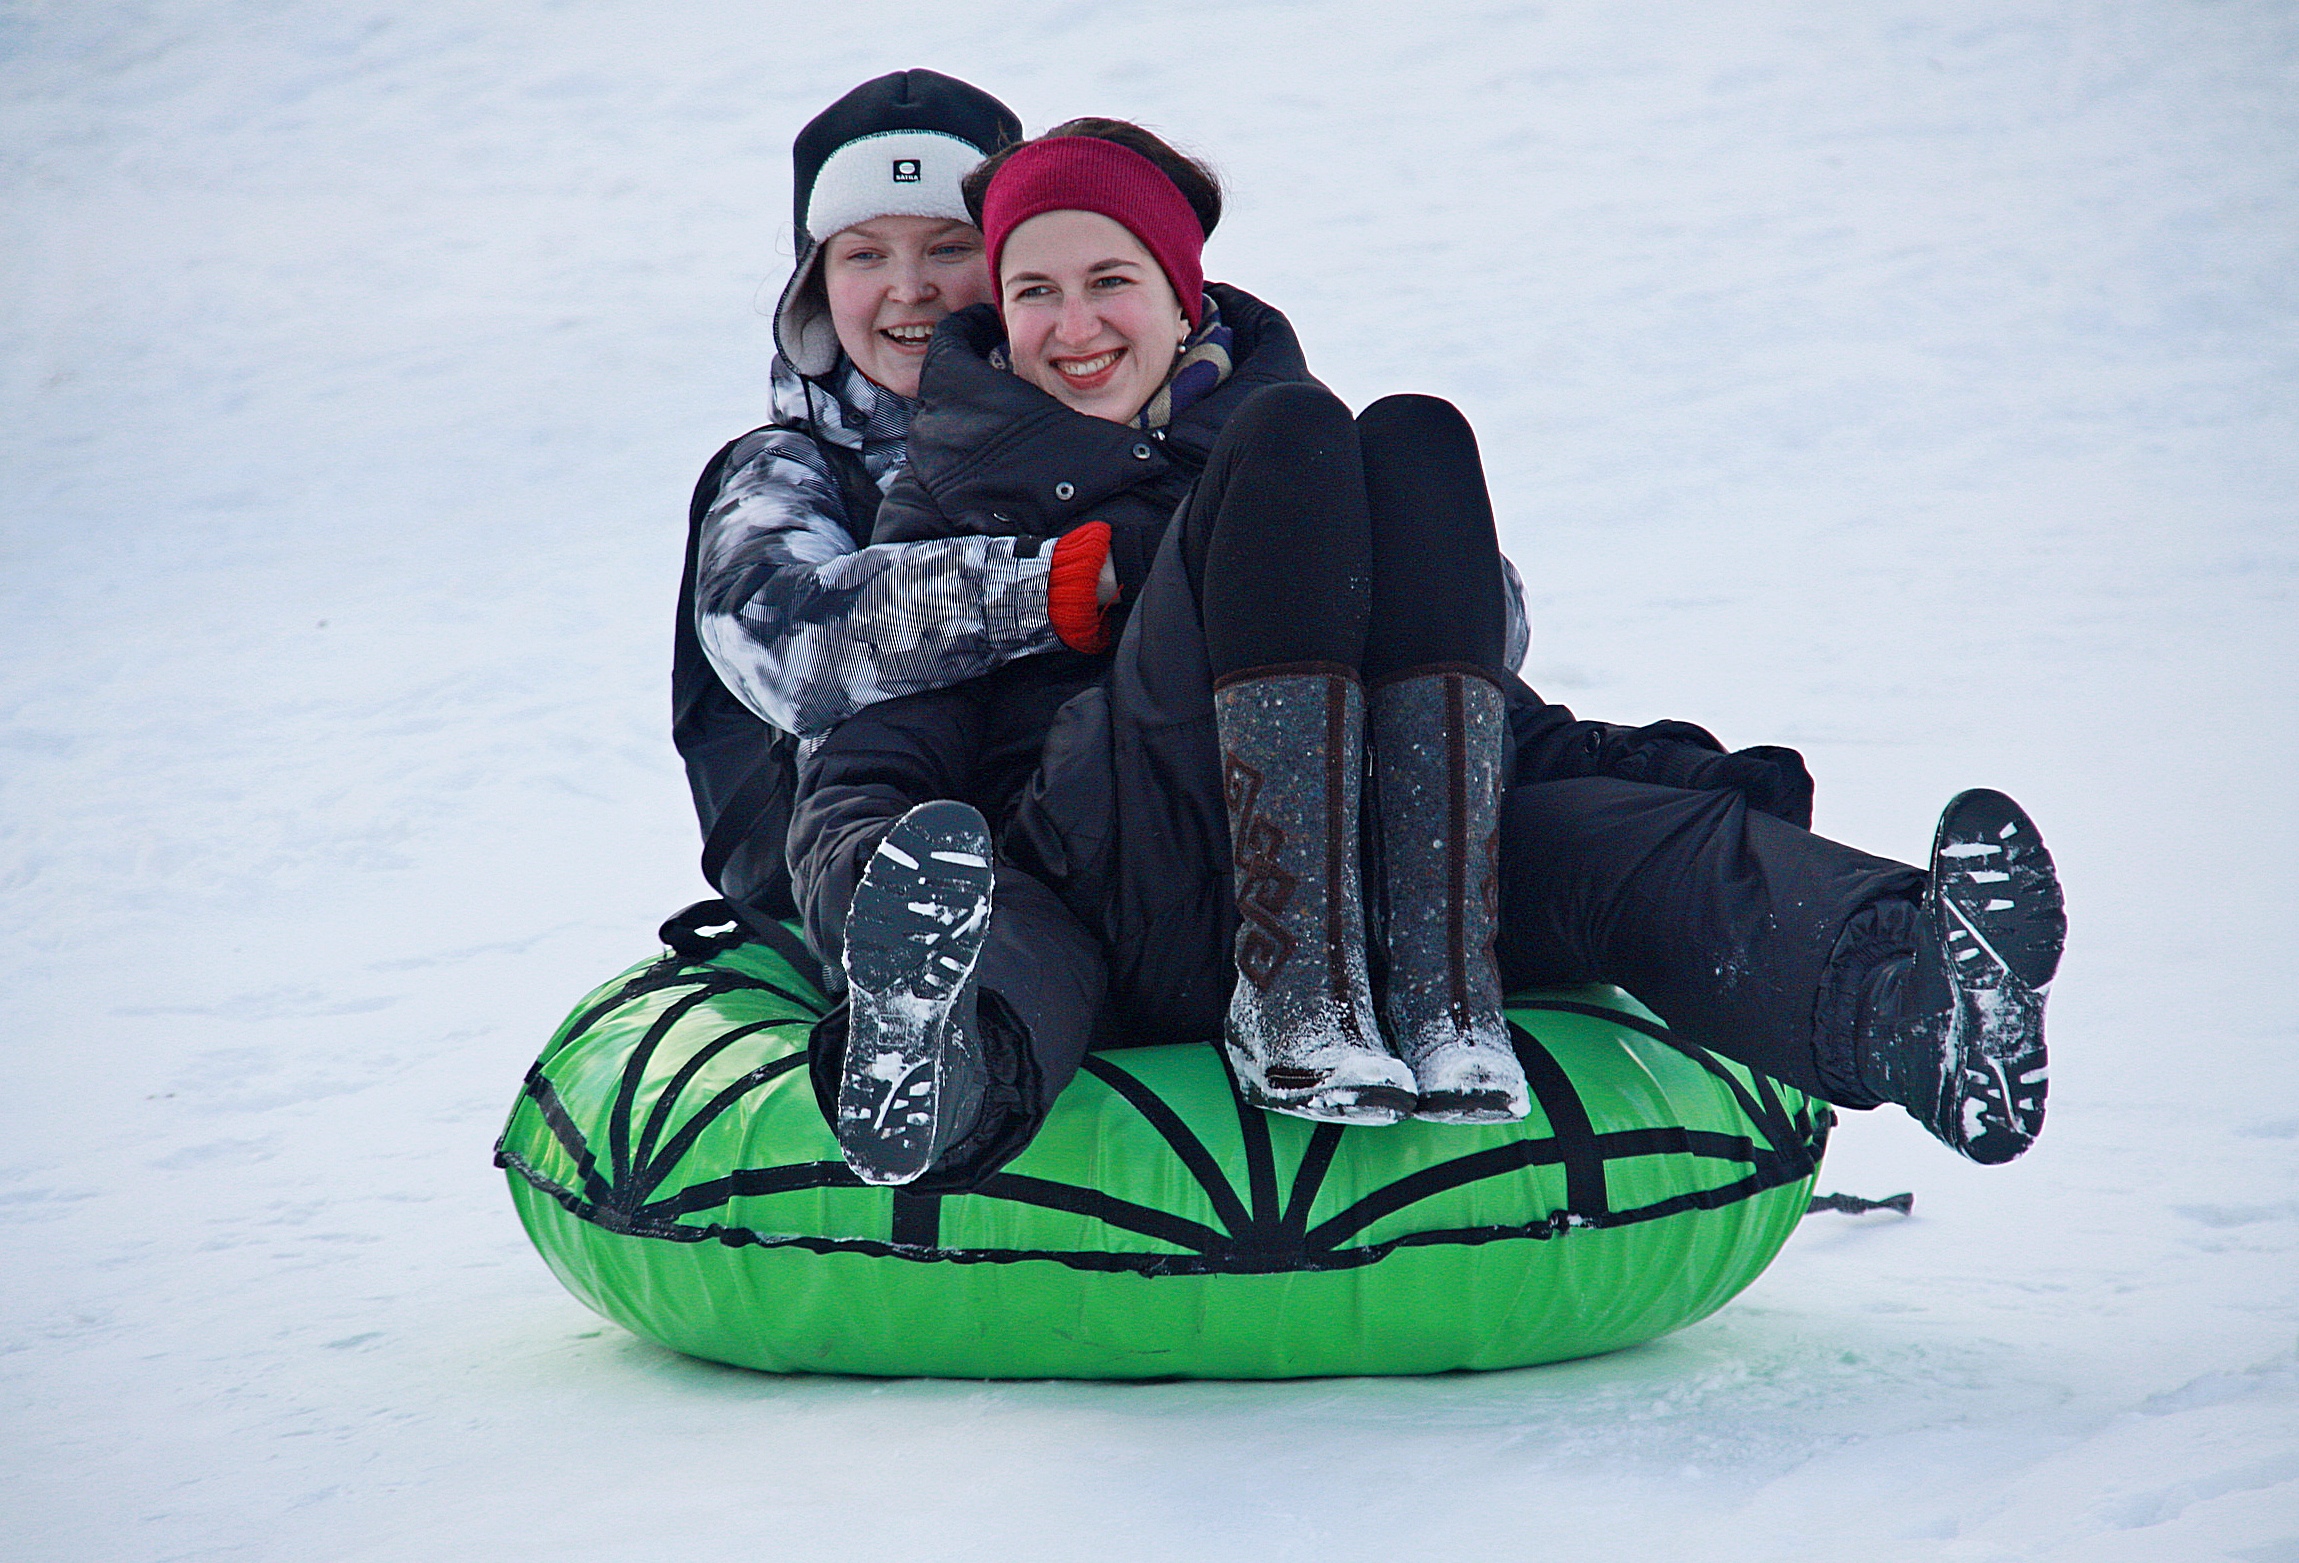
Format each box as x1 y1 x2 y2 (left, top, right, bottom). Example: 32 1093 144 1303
1189 382 1375 674
1356 393 1491 532
1198 382 1360 502
1225 380 1354 449
1356 392 1473 454
1353 393 1505 676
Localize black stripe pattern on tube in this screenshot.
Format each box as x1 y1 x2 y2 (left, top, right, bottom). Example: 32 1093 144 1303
495 943 1831 1277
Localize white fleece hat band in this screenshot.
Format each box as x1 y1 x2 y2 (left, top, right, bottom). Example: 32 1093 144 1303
801 129 982 242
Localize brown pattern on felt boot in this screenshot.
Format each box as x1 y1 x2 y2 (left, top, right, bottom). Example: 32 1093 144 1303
1224 754 1299 991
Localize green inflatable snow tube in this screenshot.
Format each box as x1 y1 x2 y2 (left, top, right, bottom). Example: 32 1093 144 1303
497 931 1830 1379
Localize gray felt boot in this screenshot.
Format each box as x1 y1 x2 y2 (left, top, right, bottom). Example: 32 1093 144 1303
1216 665 1418 1125
1369 666 1531 1124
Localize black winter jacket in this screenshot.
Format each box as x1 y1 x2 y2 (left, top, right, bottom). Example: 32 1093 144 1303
875 290 1316 598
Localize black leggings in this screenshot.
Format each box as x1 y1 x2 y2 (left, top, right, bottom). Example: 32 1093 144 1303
1179 384 1509 682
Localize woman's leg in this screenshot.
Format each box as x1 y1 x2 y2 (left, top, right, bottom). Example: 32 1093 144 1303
1176 387 1535 1123
1177 383 1415 1122
1181 391 2064 1159
1182 383 1372 676
1181 389 1510 678
1494 776 1925 1099
786 685 986 975
802 863 1108 1192
1355 394 1508 681
1351 395 1527 1119
1493 775 2065 1165
788 687 1107 1188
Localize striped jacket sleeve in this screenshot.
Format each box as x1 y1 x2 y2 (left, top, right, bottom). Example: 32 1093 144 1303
693 427 1064 739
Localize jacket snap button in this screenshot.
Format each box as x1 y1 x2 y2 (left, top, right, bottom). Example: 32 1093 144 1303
1132 443 1152 459
1054 481 1076 501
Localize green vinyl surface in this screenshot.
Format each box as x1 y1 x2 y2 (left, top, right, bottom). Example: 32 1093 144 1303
496 933 1830 1379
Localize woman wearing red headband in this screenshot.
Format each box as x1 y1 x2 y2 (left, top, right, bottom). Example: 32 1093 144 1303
792 121 2064 1193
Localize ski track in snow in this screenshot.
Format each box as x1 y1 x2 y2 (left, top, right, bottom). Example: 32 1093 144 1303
4 2 2295 1559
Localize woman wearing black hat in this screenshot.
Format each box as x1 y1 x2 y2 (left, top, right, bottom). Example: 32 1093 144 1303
675 69 1074 944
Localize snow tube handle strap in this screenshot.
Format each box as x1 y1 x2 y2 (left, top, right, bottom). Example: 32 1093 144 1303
657 899 830 995
658 899 759 963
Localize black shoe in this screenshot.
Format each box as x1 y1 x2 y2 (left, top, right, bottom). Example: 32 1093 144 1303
833 801 995 1186
1867 788 2066 1164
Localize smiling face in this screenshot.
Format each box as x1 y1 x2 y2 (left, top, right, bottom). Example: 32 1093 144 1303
999 209 1191 423
822 216 994 398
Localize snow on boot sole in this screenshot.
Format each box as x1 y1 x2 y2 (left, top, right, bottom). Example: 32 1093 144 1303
1916 788 2065 1165
1224 1043 1419 1126
835 801 995 1187
1407 1041 1533 1125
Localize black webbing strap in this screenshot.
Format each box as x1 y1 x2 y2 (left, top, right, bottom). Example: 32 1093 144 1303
1807 1190 1914 1217
658 900 753 963
890 1192 942 1249
657 899 828 996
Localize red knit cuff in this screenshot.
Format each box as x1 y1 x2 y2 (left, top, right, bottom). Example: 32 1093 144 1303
1048 521 1114 653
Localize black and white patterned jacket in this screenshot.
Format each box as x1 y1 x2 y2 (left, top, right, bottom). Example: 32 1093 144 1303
693 355 1065 739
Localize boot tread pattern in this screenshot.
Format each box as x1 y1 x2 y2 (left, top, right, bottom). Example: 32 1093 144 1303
836 801 995 1186
1923 788 2064 1165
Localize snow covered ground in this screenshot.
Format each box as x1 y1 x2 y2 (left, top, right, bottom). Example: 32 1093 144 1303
4 1 2294 1557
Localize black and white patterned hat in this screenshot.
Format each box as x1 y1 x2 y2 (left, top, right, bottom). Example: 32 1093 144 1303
774 70 1022 378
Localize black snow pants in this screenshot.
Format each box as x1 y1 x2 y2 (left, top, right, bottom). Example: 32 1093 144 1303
789 384 1923 1188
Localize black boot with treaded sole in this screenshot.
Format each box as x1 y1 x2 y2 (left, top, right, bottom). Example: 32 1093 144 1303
833 800 996 1187
1864 788 2066 1165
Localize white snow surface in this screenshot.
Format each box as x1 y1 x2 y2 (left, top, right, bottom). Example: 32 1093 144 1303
4 2 2295 1558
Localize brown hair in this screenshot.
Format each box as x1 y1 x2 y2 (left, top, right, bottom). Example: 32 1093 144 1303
961 117 1223 238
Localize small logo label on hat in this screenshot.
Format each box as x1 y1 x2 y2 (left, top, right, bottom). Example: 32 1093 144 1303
891 158 921 183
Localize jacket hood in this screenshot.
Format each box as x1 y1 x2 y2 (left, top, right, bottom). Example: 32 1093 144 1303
906 282 1315 466
878 284 1320 545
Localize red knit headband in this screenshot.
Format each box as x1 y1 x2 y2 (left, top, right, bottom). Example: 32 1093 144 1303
980 136 1206 327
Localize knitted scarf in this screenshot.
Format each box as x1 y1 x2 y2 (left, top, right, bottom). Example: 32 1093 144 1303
1135 291 1233 430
